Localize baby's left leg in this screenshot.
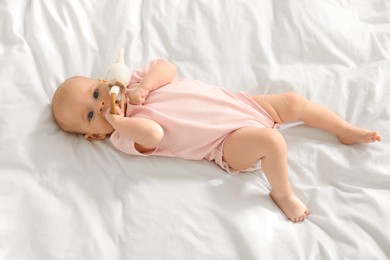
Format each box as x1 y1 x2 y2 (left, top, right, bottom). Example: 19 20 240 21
223 127 309 222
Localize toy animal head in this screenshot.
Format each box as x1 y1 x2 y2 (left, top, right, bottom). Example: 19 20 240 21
107 48 131 93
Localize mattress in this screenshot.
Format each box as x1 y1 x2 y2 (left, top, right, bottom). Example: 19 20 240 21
1 0 389 259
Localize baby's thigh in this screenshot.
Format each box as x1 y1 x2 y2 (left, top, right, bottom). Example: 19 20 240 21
223 127 282 171
252 93 304 123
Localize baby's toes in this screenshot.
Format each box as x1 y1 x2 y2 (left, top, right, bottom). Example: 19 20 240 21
290 213 306 222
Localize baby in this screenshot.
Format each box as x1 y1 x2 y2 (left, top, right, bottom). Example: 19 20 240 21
52 58 382 222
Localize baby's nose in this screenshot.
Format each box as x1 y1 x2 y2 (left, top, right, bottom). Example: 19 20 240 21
98 100 105 114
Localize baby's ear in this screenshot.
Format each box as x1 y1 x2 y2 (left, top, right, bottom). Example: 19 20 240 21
84 133 106 141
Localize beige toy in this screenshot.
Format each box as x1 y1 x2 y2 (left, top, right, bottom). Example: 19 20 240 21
107 48 131 114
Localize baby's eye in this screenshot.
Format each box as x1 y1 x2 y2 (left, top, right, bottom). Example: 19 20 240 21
93 89 99 99
88 111 94 121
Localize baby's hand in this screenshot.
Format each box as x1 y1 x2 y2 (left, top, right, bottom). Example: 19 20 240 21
126 84 150 105
105 105 124 127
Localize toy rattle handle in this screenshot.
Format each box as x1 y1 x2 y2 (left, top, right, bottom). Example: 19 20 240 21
109 86 121 114
110 93 117 114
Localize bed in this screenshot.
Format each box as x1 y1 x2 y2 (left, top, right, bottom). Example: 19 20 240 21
1 0 390 259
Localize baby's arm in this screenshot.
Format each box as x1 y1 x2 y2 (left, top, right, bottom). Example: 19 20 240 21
105 107 164 151
127 60 177 105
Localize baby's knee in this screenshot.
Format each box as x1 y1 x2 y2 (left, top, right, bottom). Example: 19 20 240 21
260 129 287 153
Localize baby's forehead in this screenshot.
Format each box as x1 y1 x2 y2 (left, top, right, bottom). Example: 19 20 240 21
66 76 93 89
60 77 96 98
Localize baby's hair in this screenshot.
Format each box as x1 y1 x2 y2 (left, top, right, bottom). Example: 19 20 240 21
51 76 90 133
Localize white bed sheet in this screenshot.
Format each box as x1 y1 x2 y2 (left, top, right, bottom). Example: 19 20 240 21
1 0 390 259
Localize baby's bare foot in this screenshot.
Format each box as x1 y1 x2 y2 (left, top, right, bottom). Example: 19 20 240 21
270 193 309 222
338 126 382 145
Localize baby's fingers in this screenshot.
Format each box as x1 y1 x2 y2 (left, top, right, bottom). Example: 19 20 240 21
133 96 145 105
105 106 123 123
114 104 124 116
127 93 141 105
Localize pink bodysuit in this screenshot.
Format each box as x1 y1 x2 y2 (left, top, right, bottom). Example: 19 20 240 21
110 59 276 174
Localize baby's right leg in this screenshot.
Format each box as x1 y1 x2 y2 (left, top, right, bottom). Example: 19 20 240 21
223 127 309 222
252 93 382 144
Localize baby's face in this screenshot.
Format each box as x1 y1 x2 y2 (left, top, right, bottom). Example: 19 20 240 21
53 77 114 139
